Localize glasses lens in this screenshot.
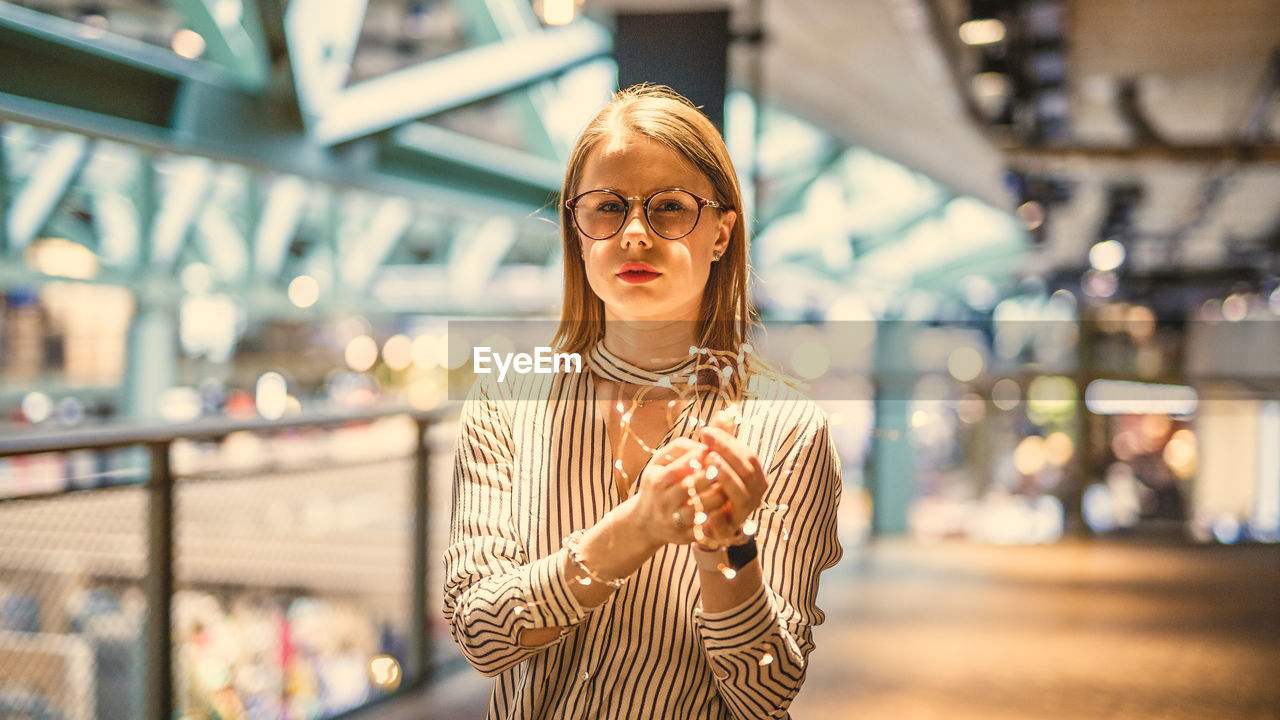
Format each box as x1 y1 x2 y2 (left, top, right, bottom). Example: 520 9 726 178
647 190 700 239
574 191 627 240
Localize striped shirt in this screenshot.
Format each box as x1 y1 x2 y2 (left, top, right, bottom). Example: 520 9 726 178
443 342 843 719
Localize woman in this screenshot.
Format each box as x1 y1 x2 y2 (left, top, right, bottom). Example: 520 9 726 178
444 85 842 719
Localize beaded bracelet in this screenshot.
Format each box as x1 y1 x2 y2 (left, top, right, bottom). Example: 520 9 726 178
562 529 629 589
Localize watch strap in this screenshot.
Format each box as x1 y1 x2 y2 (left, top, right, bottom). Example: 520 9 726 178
692 535 758 574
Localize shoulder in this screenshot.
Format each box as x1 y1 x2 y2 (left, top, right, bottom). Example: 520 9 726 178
743 372 828 433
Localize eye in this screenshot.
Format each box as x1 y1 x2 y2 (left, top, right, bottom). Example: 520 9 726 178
654 199 693 214
593 200 625 214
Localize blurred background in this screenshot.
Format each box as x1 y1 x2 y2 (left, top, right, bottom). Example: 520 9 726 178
0 0 1278 718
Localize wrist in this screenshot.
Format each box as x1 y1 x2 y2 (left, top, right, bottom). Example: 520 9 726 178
694 527 751 552
611 496 664 555
691 534 758 578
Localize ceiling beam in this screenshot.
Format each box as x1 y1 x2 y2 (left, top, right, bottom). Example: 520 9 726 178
311 21 610 146
447 216 517 305
169 0 271 90
341 197 414 293
6 133 91 252
387 122 562 196
284 0 369 117
252 175 308 278
149 157 214 270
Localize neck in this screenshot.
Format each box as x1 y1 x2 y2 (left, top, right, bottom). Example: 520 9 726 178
602 319 700 371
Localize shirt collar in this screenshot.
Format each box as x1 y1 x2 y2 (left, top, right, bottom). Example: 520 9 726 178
585 342 699 388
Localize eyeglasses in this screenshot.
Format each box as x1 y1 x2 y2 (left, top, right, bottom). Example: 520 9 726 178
565 188 726 241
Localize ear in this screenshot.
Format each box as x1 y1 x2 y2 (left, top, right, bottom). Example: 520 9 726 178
714 209 737 257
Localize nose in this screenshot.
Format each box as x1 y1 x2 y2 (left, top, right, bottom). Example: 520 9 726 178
618 204 652 249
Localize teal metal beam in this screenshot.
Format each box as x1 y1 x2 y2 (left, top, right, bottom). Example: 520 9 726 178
0 3 238 132
91 187 143 268
1 88 545 217
454 0 569 159
149 156 214 269
757 147 845 228
283 0 369 118
0 2 235 85
169 0 271 90
312 21 610 145
870 318 917 535
388 122 562 196
341 197 414 292
195 196 252 283
446 215 517 304
6 133 91 252
252 175 308 278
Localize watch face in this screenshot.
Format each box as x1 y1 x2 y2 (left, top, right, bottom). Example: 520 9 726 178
725 537 758 571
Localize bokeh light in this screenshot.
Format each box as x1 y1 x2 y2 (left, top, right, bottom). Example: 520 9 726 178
1163 428 1197 479
369 654 402 691
411 333 440 369
21 391 52 424
382 334 413 371
959 18 1006 45
1013 435 1047 475
1222 293 1249 322
1044 431 1074 466
171 28 206 58
992 378 1021 411
288 275 320 309
1089 239 1126 272
947 346 984 383
791 340 830 380
255 372 288 420
345 335 379 372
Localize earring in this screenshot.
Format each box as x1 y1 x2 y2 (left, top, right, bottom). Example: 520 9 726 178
712 251 722 262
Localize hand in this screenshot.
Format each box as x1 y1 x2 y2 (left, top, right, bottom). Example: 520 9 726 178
693 409 767 549
629 437 709 547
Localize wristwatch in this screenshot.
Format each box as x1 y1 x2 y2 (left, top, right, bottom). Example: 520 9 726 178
691 531 758 577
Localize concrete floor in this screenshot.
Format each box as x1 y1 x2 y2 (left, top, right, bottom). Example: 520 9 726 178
365 533 1280 719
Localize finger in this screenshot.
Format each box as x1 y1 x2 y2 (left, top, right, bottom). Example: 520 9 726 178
666 479 698 509
651 437 705 467
700 427 762 490
671 503 695 530
707 405 741 436
705 452 750 514
696 486 728 514
657 446 707 484
696 511 737 548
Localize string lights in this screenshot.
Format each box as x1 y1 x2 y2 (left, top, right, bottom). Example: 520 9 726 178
600 343 791 578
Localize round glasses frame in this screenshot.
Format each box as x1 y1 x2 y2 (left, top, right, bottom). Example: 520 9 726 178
565 188 726 241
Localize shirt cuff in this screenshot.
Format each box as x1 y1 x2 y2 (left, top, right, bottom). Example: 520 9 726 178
693 583 777 655
521 549 592 630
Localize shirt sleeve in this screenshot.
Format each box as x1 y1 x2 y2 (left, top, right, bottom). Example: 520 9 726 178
693 409 844 718
442 377 595 677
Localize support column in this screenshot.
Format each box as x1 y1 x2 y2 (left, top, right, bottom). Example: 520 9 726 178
123 300 177 419
870 318 916 535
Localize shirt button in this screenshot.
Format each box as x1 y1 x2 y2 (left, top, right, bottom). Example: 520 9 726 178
579 671 591 681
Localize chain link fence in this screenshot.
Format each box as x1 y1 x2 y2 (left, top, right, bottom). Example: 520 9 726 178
0 408 455 720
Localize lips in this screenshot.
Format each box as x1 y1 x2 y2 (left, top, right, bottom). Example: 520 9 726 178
617 262 660 284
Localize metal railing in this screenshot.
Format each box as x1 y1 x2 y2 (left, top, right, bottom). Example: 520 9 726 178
0 405 456 720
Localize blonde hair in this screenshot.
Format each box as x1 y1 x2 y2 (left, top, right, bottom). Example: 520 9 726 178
552 85 753 357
